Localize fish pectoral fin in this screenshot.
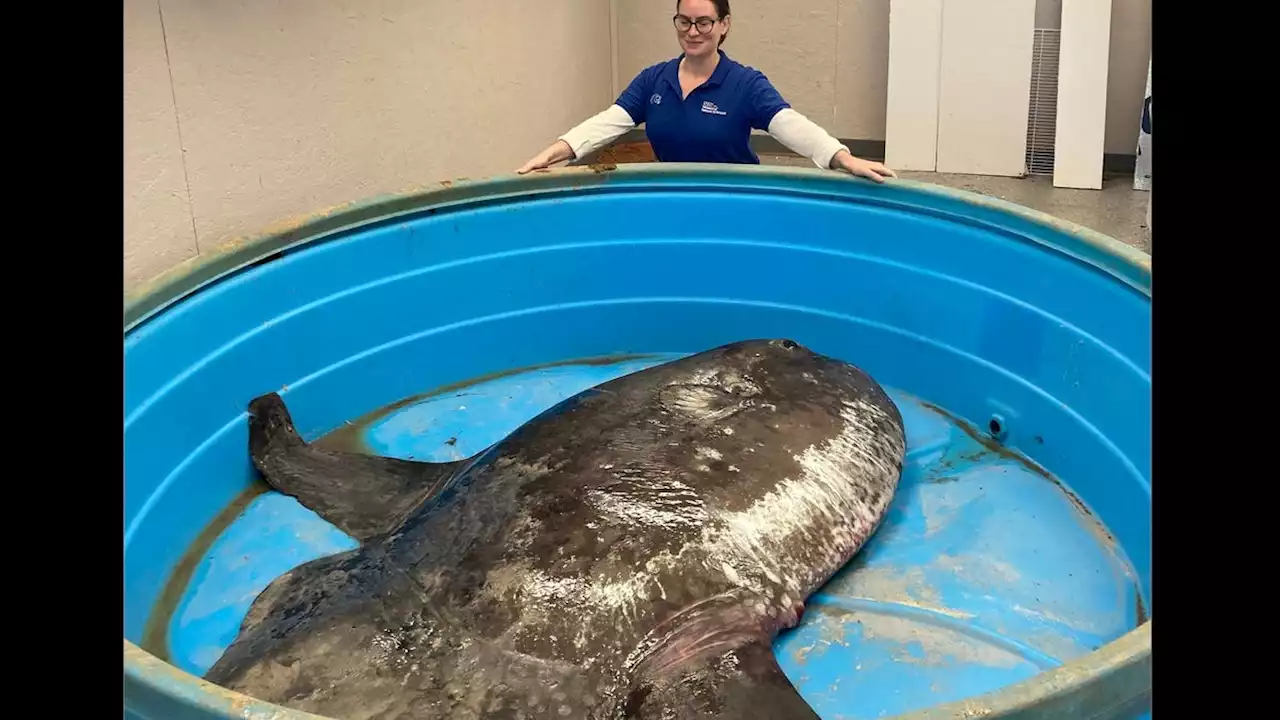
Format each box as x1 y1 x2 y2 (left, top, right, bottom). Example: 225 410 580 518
247 392 469 542
621 638 819 720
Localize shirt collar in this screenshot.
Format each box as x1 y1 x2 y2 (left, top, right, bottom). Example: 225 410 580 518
663 50 733 94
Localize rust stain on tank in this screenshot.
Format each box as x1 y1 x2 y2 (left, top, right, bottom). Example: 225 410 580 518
597 140 658 165
140 481 271 663
256 199 361 239
916 400 1119 551
919 400 1054 482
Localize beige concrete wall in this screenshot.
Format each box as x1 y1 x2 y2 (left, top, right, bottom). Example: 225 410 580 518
615 0 1150 151
124 0 199 288
123 0 612 290
126 0 1151 288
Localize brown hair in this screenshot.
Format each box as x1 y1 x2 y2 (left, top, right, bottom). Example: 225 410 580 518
676 0 731 46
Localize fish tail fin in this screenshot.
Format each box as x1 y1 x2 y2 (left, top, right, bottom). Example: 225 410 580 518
248 392 304 459
246 391 467 542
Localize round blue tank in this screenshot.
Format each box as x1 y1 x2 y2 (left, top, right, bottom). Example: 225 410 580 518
124 164 1151 720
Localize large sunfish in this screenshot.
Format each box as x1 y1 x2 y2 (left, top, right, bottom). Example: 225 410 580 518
205 339 907 719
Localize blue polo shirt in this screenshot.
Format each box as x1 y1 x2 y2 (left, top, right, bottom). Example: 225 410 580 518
615 51 790 164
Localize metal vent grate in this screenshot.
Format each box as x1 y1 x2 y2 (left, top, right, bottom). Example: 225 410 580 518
1025 28 1061 176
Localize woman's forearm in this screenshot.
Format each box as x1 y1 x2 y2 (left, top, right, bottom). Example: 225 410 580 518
541 139 575 165
766 108 850 170
558 105 638 160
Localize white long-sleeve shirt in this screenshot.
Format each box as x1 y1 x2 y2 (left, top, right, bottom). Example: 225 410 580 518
558 104 850 169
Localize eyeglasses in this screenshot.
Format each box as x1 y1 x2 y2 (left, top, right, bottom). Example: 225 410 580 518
673 14 718 34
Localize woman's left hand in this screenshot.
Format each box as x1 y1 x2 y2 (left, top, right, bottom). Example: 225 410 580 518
830 150 897 183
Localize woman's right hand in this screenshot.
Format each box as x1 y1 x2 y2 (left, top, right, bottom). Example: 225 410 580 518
517 140 575 174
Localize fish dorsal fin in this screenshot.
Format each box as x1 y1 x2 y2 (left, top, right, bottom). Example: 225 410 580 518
247 392 472 543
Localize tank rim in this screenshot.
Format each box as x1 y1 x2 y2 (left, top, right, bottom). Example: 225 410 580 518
124 162 1152 719
124 624 1151 719
125 162 1150 332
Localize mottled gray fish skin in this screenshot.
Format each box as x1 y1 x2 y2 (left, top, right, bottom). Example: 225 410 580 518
206 339 907 719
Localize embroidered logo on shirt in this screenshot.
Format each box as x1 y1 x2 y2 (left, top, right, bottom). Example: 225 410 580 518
701 101 727 116
650 94 662 105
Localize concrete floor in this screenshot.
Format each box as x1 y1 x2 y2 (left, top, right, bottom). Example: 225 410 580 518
760 153 1151 253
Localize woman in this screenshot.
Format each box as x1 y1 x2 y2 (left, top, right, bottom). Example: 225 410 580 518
518 0 896 182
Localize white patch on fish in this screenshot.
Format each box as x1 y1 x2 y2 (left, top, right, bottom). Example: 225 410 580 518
695 447 723 461
588 478 708 531
707 397 905 597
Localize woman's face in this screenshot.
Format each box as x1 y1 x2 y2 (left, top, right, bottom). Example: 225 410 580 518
675 0 729 60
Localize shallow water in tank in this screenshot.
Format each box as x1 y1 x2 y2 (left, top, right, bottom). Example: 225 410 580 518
141 354 1144 720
